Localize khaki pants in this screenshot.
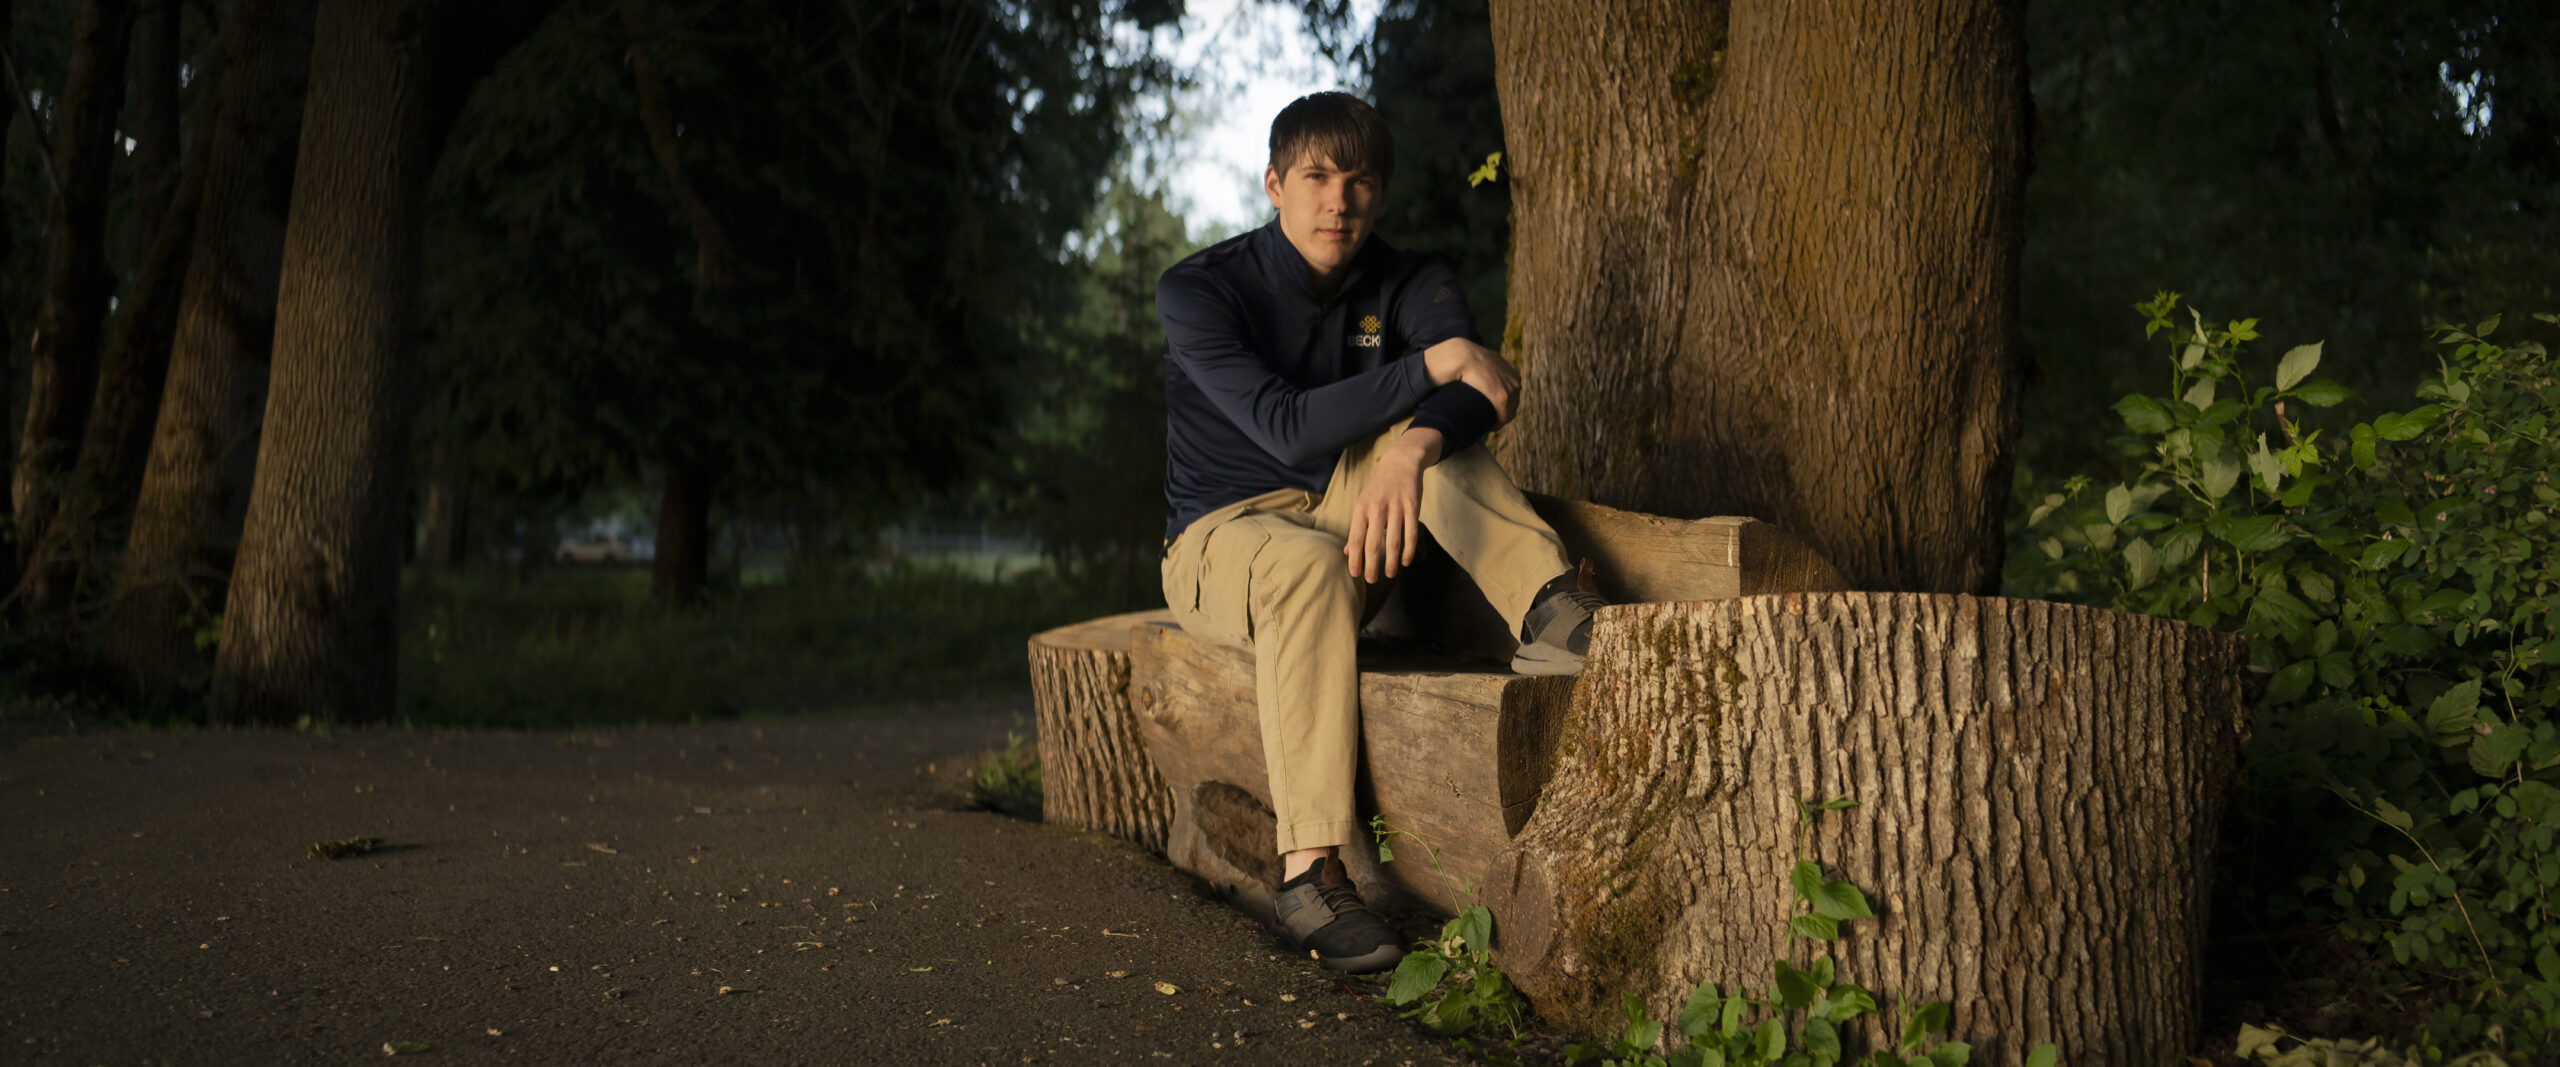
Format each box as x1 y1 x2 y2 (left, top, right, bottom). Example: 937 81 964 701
1159 421 1570 855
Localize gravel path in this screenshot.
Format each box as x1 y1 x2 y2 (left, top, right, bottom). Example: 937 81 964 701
0 707 1509 1065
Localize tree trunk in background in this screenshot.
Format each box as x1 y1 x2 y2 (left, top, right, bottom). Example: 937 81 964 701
0 0 22 601
1486 0 2029 594
417 439 467 570
651 463 712 608
29 95 209 617
213 0 569 724
14 0 135 580
75 0 190 510
101 0 315 687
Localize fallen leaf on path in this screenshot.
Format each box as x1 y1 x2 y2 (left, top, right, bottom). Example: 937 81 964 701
585 843 618 855
1106 970 1128 979
909 966 933 972
1102 929 1140 938
307 836 382 860
792 941 824 951
716 985 754 995
1153 982 1180 995
931 1018 952 1027
382 1040 431 1055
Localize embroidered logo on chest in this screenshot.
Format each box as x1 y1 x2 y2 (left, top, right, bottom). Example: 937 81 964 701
1352 314 1383 348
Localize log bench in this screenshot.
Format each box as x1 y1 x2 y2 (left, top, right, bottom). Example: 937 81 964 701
1026 493 2249 1064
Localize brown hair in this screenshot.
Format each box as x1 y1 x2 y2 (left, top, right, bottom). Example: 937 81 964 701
1267 92 1395 185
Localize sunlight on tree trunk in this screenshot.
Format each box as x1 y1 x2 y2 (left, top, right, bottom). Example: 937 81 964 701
1488 0 2029 593
215 0 539 724
103 0 315 687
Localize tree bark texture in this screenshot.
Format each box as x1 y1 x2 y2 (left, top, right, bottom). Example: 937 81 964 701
1027 609 1178 851
103 0 314 686
215 0 452 724
1130 622 1578 924
1486 0 2030 594
74 0 196 513
14 0 135 573
1480 594 2250 1061
0 0 23 600
27 125 211 616
651 463 712 608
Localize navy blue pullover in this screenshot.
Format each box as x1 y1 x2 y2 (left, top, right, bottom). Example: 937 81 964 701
1160 220 1498 539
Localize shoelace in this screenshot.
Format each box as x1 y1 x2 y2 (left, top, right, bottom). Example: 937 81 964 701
1311 879 1368 919
1555 589 1606 615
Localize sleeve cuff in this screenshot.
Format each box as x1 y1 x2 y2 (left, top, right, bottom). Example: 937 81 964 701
1410 383 1499 454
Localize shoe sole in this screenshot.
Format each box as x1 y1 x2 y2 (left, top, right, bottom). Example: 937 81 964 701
1510 644 1584 676
1315 943 1407 975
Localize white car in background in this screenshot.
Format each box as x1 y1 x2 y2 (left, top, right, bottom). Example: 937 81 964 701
553 518 653 564
554 535 636 564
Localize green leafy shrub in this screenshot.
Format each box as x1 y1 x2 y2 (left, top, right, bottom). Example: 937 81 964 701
1373 817 1533 1042
2011 296 2560 1051
2236 1023 2513 1066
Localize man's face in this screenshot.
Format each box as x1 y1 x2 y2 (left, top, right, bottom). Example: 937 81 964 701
1264 152 1385 282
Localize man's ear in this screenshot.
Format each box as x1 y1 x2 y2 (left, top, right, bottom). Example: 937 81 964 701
1263 164 1283 208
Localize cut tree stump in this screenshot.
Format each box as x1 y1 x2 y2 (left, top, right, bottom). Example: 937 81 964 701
1026 504 2248 1063
1480 593 2250 1063
1027 609 1175 850
1129 622 1576 922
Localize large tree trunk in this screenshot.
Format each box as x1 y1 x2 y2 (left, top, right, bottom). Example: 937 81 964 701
74 0 191 515
1487 0 2030 594
0 0 23 600
28 111 209 617
100 0 315 687
14 0 136 580
650 462 713 608
1482 594 2249 1061
213 0 564 723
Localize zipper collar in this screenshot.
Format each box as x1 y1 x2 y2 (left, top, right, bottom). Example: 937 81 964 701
1255 216 1372 308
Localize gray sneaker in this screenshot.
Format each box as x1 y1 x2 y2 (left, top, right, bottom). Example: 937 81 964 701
1273 858 1405 974
1512 584 1607 676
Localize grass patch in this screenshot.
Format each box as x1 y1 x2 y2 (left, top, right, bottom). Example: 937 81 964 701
966 730 1043 819
398 562 1104 728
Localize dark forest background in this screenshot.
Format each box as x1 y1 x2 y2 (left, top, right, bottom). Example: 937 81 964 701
0 0 2540 719
0 0 2549 1053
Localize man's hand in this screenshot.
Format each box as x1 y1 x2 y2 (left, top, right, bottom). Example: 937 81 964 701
1344 427 1445 583
1421 337 1520 425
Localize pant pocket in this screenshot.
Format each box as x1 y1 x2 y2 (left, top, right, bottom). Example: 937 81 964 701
1190 520 1269 646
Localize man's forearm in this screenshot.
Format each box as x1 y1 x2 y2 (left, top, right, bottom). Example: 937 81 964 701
1387 425 1446 470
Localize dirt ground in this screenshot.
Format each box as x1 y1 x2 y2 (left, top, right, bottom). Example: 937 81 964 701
0 706 1537 1065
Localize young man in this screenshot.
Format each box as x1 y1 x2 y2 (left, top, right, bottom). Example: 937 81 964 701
1156 92 1604 974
